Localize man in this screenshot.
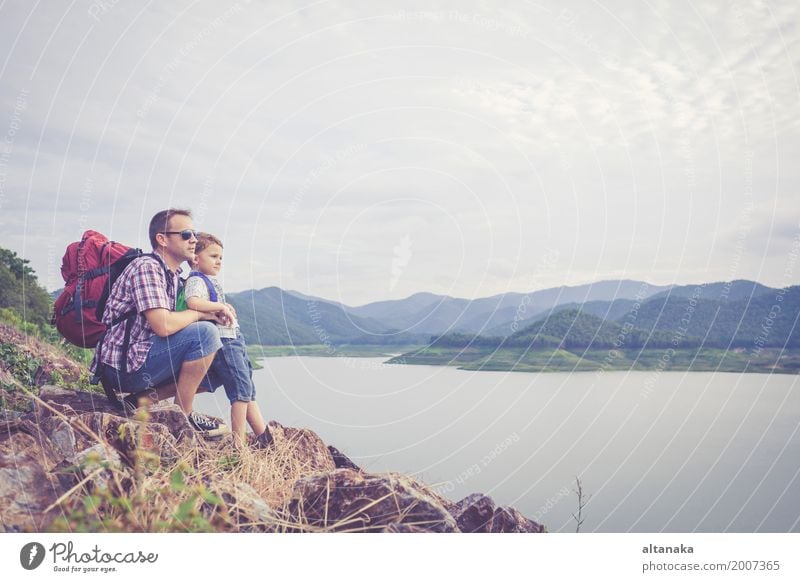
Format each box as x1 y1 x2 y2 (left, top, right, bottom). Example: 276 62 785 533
90 208 229 435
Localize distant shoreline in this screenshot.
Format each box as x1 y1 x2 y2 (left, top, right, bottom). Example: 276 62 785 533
246 344 799 374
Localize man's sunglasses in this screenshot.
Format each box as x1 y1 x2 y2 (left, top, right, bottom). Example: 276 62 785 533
161 229 198 241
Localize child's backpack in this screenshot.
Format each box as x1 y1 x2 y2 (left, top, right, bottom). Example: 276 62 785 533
52 230 146 347
176 271 218 311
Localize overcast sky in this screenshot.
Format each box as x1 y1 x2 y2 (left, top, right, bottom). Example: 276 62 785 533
1 0 798 305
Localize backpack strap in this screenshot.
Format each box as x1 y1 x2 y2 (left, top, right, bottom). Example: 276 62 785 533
92 253 174 406
187 271 218 302
91 309 137 407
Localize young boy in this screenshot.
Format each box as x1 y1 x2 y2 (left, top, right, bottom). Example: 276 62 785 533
184 233 272 447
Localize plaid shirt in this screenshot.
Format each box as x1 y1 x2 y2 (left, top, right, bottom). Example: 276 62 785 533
90 254 181 374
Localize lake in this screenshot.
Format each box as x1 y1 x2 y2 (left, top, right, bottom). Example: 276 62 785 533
195 356 800 532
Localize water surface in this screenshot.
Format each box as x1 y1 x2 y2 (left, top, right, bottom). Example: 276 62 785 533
196 356 800 532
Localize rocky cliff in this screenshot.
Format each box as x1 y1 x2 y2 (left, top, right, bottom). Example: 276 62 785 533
0 325 545 533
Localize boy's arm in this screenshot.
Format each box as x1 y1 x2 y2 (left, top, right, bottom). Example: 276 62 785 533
186 296 222 313
187 296 236 325
184 276 235 325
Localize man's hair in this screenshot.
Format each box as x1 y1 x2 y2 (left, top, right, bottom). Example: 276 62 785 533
149 208 192 249
194 232 224 255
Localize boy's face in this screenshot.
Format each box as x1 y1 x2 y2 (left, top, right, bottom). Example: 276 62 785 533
193 243 223 276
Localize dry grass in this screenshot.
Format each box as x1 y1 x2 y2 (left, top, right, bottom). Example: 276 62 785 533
14 391 324 533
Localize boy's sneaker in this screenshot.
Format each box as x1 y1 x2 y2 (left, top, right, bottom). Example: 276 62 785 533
187 411 229 437
250 427 275 450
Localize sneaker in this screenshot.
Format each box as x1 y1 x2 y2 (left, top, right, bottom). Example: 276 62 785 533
251 427 274 450
187 411 229 437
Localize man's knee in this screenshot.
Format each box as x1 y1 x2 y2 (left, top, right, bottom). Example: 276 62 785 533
183 321 222 361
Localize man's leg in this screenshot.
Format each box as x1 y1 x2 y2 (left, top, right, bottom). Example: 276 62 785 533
121 322 222 416
174 351 216 414
126 383 174 408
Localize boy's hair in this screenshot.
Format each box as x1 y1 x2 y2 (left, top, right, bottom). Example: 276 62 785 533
194 232 224 255
149 208 192 249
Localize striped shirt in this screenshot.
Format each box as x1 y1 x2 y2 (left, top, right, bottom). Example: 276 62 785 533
90 254 181 374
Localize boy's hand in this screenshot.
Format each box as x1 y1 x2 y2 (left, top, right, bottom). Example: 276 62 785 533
213 304 236 327
222 304 237 324
216 309 233 327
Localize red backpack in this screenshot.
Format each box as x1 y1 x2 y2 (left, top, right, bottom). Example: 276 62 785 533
52 230 143 347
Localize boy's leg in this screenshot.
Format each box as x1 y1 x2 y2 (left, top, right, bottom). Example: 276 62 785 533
230 401 249 443
246 401 267 437
214 334 268 439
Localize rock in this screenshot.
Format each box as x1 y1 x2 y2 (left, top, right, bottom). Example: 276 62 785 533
37 385 123 415
0 433 64 531
41 417 78 461
38 385 78 399
449 493 545 533
214 482 277 532
0 410 25 438
268 420 335 475
287 468 459 532
0 409 24 421
71 443 123 492
142 403 197 446
328 445 362 471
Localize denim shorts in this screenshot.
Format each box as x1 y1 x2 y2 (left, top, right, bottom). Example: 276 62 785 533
206 331 257 403
101 321 223 394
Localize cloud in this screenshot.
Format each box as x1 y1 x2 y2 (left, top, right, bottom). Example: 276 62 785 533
1 0 799 302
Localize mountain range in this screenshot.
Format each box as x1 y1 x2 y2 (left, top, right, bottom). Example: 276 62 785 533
50 277 797 350
227 279 798 350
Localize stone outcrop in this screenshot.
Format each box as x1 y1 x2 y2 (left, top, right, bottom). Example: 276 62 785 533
266 420 336 474
0 386 545 533
0 432 64 532
327 445 361 471
449 492 546 533
287 468 459 532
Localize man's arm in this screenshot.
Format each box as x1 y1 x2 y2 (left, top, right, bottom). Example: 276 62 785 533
144 307 223 338
186 296 236 323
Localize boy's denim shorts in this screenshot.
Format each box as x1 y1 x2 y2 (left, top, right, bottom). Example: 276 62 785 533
206 331 257 403
101 321 224 394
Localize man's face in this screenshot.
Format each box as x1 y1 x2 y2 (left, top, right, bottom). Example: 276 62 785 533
159 214 197 263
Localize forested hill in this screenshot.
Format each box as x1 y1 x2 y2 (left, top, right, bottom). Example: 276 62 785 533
614 285 800 349
429 285 799 352
431 309 678 350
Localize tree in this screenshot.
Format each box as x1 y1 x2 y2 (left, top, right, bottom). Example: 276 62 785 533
0 246 53 329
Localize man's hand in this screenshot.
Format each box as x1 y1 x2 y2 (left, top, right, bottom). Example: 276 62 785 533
199 310 230 326
204 305 236 327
